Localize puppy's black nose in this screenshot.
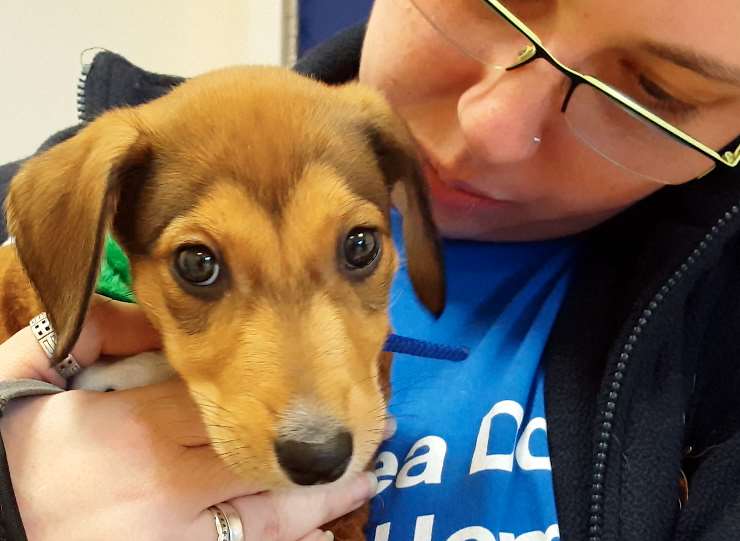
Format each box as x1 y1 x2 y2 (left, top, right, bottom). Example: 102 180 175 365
275 430 353 485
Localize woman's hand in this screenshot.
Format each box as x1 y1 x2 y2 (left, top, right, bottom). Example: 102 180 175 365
0 295 162 387
2 379 375 541
0 297 376 540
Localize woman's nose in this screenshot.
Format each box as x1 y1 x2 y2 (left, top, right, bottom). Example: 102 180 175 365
457 59 565 163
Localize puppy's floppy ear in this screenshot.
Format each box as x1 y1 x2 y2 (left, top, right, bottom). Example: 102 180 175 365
365 125 446 316
5 109 150 359
343 85 445 316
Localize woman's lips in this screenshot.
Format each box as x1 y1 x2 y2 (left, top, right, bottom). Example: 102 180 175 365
421 157 508 210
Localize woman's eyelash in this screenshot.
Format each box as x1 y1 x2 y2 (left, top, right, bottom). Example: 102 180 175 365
637 74 697 116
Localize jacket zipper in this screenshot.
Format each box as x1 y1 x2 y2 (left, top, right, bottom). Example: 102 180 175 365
588 202 740 541
77 62 91 123
77 47 107 123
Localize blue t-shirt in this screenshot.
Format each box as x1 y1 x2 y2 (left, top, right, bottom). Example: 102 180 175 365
366 214 578 541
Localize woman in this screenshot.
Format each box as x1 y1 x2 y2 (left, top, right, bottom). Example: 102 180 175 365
1 0 739 539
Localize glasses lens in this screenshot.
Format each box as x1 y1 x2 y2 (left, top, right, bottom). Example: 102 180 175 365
406 0 531 69
565 84 716 183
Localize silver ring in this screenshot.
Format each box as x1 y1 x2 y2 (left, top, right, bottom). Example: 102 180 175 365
29 312 83 379
53 354 82 379
208 503 244 541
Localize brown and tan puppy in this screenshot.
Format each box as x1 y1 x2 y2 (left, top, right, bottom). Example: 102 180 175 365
0 66 445 539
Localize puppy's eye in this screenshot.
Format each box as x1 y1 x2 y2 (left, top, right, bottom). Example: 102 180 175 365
340 228 381 277
175 245 220 286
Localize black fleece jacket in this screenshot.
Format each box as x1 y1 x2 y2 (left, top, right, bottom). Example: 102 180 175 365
1 25 740 541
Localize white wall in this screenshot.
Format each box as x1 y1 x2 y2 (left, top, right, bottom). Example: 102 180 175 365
0 1 290 164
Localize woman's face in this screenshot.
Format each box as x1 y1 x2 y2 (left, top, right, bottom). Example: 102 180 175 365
360 0 740 241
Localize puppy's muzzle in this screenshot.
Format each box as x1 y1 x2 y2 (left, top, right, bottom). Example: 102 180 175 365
274 401 354 485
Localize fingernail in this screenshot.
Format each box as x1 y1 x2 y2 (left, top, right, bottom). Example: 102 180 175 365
383 416 397 440
323 531 334 541
352 472 378 501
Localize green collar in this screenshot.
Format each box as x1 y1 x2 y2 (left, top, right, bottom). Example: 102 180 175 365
96 236 135 302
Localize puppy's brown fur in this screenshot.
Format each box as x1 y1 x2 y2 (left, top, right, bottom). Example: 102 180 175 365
0 66 444 539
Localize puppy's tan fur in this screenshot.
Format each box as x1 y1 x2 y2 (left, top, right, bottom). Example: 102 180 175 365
0 67 444 539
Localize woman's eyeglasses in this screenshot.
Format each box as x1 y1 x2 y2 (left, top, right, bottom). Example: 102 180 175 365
403 0 740 184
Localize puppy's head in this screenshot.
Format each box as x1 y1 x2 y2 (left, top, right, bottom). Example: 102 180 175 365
7 66 444 487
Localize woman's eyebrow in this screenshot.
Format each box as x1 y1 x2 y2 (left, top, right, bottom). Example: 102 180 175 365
641 41 740 86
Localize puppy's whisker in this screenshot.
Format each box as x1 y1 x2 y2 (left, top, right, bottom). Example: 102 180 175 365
204 424 239 431
190 389 234 413
388 289 406 310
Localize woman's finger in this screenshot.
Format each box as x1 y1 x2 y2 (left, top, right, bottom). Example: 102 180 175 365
95 296 161 354
224 472 376 541
187 509 334 541
0 326 61 383
186 473 377 541
73 295 161 362
383 416 397 440
0 295 160 385
297 530 334 541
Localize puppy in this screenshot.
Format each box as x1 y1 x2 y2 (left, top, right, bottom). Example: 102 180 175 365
0 66 444 539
